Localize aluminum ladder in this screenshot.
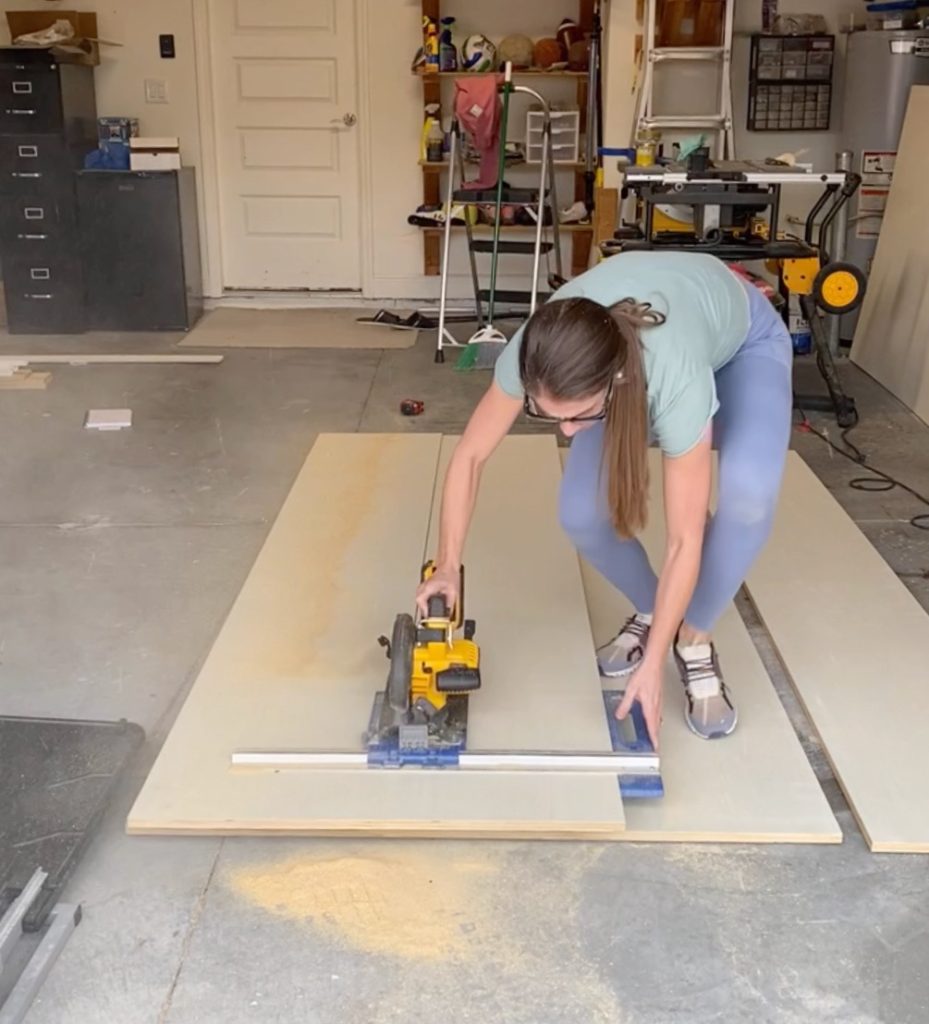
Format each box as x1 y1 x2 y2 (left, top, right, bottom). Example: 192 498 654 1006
634 0 735 160
435 79 563 363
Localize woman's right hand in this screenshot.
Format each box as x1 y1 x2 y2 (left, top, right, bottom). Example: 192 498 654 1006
415 564 460 618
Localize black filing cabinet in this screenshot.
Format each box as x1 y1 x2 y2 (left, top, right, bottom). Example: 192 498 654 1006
0 49 96 333
76 169 203 331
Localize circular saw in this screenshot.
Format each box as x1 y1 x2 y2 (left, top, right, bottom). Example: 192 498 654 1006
366 562 481 765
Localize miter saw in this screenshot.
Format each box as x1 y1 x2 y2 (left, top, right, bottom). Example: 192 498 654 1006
365 561 481 766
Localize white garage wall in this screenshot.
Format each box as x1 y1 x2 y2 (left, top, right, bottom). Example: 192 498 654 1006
0 0 862 299
0 2 203 162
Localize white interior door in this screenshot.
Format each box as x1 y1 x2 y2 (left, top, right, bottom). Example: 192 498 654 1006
208 0 361 290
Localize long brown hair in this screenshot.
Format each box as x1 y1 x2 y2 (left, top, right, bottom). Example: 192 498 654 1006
518 295 664 538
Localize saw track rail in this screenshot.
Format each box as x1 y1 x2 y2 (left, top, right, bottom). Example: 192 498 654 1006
230 750 660 775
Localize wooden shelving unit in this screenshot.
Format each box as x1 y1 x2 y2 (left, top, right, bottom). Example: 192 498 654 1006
417 0 596 278
419 159 588 171
415 69 587 79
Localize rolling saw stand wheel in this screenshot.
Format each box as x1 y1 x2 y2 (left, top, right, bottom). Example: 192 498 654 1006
794 259 865 431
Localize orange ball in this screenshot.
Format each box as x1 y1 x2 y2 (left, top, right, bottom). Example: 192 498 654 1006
533 37 565 69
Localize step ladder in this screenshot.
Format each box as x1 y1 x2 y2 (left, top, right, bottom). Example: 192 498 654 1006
435 74 564 363
633 0 735 160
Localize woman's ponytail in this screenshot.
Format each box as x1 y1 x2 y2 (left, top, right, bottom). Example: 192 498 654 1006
519 294 663 538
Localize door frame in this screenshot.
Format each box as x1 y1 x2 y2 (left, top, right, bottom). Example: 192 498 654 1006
191 0 375 298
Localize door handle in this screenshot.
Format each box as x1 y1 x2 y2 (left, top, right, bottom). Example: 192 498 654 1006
329 112 357 128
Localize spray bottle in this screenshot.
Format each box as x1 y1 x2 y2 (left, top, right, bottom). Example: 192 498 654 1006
439 17 458 72
421 103 443 162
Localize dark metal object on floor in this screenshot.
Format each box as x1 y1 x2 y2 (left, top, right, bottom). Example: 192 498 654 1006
0 869 80 1024
0 714 144 924
400 399 424 416
0 715 143 1019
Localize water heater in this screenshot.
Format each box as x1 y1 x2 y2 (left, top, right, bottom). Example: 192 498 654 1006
842 30 929 273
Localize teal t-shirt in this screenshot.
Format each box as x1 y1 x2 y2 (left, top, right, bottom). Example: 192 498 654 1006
494 251 751 457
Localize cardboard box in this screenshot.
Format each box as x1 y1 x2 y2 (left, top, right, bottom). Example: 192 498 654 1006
6 11 101 66
129 137 181 171
130 151 182 171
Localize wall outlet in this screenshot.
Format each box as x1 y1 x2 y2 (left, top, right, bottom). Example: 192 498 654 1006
144 79 168 104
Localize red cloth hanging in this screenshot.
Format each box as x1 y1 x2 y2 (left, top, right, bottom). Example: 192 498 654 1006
454 75 504 190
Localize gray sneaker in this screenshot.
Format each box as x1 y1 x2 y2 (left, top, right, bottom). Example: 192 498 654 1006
596 614 651 677
673 641 738 739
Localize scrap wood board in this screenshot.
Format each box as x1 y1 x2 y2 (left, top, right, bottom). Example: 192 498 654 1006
851 86 929 425
562 449 841 845
747 453 929 853
127 433 626 838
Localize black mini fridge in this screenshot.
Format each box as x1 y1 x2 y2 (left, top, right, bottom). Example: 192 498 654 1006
76 169 203 331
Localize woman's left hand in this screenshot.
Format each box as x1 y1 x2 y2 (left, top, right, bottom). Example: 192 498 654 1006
616 660 663 750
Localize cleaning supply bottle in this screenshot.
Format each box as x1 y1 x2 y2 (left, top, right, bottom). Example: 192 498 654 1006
421 103 442 162
422 16 439 73
439 17 458 72
426 116 445 163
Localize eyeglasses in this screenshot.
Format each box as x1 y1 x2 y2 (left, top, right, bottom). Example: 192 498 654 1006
523 377 615 424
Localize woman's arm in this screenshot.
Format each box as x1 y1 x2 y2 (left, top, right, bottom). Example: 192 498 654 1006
416 381 522 614
617 431 713 747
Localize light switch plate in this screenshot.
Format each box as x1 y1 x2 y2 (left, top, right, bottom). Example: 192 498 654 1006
144 78 168 104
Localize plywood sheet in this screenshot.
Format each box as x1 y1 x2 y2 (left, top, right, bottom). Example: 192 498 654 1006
563 448 840 844
127 434 625 838
851 86 929 425
746 453 929 852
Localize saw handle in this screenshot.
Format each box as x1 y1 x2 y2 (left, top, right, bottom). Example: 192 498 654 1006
420 560 464 627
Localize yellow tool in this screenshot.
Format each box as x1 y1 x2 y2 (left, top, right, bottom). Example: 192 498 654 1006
399 561 480 714
367 562 481 758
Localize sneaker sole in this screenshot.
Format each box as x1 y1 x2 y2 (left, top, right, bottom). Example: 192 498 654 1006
597 660 639 678
683 704 739 741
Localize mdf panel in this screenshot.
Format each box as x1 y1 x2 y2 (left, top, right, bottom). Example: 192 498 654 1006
127 435 626 838
851 86 929 425
747 453 929 852
566 449 840 845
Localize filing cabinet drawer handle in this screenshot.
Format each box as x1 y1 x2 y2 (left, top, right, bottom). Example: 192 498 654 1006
12 82 33 95
11 172 41 179
25 294 53 300
30 268 51 281
17 145 38 158
24 208 45 220
17 233 47 240
5 109 37 116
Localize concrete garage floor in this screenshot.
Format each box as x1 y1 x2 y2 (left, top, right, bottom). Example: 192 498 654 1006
2 326 928 1024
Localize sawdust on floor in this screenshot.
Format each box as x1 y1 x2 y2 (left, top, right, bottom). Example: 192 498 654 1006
226 848 496 962
225 844 629 1024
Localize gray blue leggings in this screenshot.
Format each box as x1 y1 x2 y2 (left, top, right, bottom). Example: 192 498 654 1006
560 278 793 634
